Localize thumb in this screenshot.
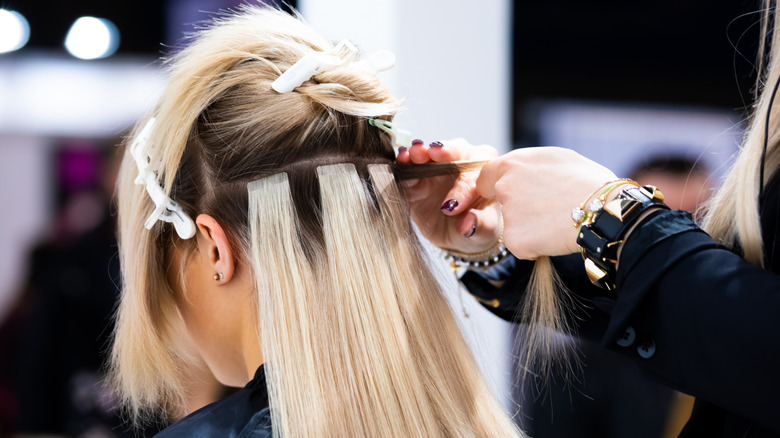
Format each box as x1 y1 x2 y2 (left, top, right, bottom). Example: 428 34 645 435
475 158 501 200
440 171 481 216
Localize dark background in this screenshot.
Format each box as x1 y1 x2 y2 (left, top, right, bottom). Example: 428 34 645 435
4 0 167 53
6 0 763 108
513 0 763 140
0 0 760 134
3 0 297 55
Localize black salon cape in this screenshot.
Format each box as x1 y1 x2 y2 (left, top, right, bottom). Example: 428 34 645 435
155 366 271 437
462 176 780 437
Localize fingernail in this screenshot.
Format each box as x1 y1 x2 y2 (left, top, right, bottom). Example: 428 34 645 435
441 199 459 212
429 141 444 148
465 223 476 238
412 139 424 146
398 146 408 153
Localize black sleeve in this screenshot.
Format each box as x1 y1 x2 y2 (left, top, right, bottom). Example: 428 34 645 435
462 210 780 430
610 209 780 430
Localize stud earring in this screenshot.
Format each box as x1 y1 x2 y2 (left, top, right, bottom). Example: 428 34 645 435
213 272 224 281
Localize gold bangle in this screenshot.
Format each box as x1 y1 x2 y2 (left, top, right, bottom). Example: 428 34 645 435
584 179 642 226
571 178 638 228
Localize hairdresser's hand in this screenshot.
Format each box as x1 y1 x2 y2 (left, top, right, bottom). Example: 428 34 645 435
476 147 617 259
396 139 501 254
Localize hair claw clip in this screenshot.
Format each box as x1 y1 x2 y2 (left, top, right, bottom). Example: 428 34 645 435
272 39 358 93
368 118 412 148
130 118 196 239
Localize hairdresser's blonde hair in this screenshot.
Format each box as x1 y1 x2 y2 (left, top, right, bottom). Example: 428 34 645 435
701 0 780 262
112 6 521 437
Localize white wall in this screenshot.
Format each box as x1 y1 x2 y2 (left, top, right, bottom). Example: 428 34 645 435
300 0 512 152
300 0 515 408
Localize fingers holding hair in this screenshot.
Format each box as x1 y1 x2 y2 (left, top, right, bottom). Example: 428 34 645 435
436 139 499 216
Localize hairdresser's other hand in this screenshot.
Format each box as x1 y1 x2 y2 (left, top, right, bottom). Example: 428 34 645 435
476 147 617 259
396 138 501 254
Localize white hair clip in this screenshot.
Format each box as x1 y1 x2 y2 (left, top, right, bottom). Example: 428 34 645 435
130 118 196 239
272 40 359 93
353 49 396 75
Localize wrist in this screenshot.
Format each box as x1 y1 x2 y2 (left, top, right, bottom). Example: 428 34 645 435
576 185 668 291
571 179 640 229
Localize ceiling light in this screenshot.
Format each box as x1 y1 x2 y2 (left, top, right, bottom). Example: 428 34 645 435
0 9 31 54
64 16 120 60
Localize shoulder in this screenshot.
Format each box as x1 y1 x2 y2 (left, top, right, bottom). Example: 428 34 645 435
155 396 272 438
155 367 272 438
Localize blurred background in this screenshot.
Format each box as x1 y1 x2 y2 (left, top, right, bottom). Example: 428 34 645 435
0 0 761 436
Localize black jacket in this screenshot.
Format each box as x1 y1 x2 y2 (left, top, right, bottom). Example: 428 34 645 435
462 175 780 437
155 366 271 437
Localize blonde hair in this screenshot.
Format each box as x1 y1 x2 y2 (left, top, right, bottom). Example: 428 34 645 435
701 0 780 262
112 6 522 437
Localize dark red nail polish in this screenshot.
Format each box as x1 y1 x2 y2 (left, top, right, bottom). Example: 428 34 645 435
398 146 408 153
429 141 444 148
441 199 459 212
412 139 424 146
465 223 476 238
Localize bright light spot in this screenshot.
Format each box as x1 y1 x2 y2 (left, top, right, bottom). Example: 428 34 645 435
0 9 31 54
64 16 120 60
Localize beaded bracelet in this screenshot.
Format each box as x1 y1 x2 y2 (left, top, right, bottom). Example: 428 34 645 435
445 236 510 271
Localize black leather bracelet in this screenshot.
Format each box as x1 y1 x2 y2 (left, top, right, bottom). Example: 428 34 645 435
576 186 668 290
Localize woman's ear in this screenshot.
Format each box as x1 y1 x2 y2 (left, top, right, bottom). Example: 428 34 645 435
194 214 236 283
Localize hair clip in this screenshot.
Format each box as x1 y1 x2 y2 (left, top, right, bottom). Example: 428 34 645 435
368 118 412 148
130 118 196 239
353 50 395 75
272 39 358 93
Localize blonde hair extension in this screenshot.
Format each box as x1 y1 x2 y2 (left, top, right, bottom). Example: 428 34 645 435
248 172 327 436
368 164 523 437
243 163 524 437
317 163 438 436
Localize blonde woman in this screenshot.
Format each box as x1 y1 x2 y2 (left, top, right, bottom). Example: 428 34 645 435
399 3 780 438
111 5 525 437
